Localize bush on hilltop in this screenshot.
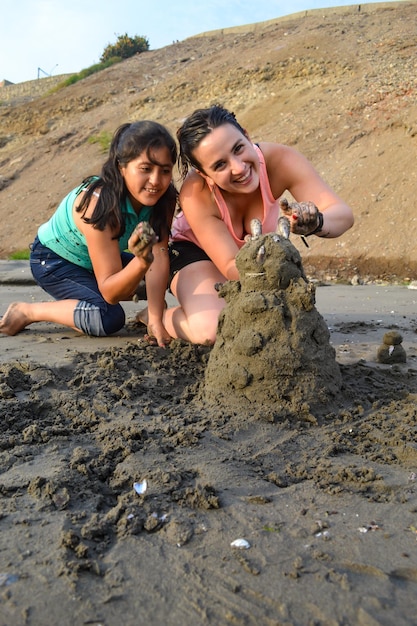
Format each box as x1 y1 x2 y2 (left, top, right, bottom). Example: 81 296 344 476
100 33 149 62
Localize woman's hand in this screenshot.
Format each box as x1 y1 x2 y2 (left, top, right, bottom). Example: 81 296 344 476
279 198 321 235
128 222 158 263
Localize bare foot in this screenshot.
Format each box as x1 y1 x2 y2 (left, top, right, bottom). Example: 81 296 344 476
134 301 166 326
0 303 31 336
135 307 148 326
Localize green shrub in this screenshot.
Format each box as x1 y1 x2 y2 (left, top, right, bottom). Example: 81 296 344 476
46 34 149 95
88 130 113 153
9 249 30 260
101 34 149 63
48 57 123 93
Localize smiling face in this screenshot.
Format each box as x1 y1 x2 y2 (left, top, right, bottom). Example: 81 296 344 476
192 123 260 194
119 146 174 211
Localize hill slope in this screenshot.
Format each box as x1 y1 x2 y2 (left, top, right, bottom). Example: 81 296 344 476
1 1 416 281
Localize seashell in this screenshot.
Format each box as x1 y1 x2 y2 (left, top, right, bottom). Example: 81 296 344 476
230 538 251 549
256 244 266 265
250 218 262 238
133 479 148 495
277 216 290 239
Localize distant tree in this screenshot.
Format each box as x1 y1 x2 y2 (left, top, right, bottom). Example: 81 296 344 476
100 33 149 63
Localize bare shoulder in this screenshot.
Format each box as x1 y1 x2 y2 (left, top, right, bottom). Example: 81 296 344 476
257 143 299 196
260 141 317 172
179 170 207 195
178 170 214 214
258 142 302 166
178 171 221 225
73 188 100 234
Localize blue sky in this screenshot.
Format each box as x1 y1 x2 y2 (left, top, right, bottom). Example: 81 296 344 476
1 0 401 83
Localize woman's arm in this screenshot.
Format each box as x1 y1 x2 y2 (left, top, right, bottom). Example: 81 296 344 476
179 173 240 280
74 192 154 304
261 142 354 238
85 223 153 303
143 235 172 346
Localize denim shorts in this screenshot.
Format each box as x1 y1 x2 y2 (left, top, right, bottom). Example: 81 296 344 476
30 237 133 336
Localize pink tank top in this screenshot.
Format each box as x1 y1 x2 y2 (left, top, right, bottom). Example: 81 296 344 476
171 144 280 248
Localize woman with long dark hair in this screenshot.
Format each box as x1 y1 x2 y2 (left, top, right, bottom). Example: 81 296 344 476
0 120 177 347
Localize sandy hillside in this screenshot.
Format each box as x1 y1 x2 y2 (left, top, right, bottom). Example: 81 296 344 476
0 2 416 281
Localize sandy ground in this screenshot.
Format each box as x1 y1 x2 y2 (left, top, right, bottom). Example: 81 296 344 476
1 258 417 626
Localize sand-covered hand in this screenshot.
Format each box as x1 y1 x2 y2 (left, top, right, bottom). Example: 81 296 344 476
128 222 157 263
279 198 320 236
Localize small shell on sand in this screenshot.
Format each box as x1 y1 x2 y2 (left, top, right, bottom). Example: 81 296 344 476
230 538 251 549
133 479 148 495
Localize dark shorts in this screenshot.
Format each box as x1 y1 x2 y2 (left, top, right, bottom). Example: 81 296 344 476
29 236 133 335
168 240 211 288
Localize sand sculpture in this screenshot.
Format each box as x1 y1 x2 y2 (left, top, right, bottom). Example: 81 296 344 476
203 217 342 421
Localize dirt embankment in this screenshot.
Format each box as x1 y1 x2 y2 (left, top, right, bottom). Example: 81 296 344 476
1 2 416 282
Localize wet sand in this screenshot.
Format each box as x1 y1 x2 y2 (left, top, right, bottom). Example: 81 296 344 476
1 267 417 625
1 276 416 368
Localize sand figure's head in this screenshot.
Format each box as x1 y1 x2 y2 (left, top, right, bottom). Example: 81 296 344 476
236 218 307 292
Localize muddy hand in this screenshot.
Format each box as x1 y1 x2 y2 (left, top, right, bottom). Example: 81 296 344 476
128 222 157 263
279 198 320 235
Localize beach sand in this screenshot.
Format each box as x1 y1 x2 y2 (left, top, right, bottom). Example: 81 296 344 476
1 261 417 625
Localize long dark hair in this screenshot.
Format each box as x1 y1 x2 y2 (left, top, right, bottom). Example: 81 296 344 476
76 121 178 240
177 104 246 179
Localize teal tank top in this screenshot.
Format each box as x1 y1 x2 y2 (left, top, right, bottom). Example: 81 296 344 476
38 180 152 271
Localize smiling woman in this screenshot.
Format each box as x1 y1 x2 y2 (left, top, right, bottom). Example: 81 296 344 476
156 104 354 345
0 121 178 347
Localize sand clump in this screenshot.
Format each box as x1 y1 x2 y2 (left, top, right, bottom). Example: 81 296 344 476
377 330 407 364
203 230 342 421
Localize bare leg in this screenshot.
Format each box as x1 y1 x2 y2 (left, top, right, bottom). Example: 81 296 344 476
0 300 80 336
162 261 226 344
